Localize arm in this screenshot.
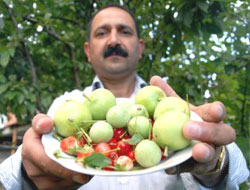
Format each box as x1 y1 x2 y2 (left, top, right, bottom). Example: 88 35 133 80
21 114 91 189
150 76 249 189
0 90 91 190
0 145 22 190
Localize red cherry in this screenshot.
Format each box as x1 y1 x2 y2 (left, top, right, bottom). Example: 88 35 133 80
77 136 86 146
126 150 135 162
109 151 119 161
94 142 111 157
113 128 125 141
108 138 118 149
151 119 154 126
123 135 130 140
103 158 114 171
117 140 131 156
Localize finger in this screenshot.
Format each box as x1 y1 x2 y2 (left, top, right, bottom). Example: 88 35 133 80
150 75 179 97
22 129 90 187
183 121 236 145
166 143 219 175
192 101 226 122
32 175 87 190
192 143 216 163
32 113 54 136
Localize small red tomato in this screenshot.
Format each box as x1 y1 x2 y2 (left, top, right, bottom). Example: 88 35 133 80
113 128 125 141
76 145 94 158
60 136 77 153
94 142 111 157
77 150 93 158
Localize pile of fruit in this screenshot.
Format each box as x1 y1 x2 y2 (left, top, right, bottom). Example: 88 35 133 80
53 86 191 171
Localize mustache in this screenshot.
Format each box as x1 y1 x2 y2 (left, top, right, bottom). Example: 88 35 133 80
103 45 128 58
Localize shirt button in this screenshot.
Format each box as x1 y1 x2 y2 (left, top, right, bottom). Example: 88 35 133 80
117 177 129 184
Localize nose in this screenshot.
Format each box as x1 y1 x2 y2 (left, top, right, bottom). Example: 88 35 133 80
107 29 120 47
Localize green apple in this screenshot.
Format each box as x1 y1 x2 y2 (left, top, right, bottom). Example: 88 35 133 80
84 88 116 120
89 121 113 143
153 110 191 151
135 86 166 118
54 100 92 137
127 116 152 139
129 104 149 118
153 97 189 120
135 139 162 167
106 105 131 128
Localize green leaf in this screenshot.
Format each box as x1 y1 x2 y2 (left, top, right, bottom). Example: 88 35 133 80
183 11 193 27
197 2 209 13
127 134 144 145
0 83 9 94
0 52 10 67
0 18 4 30
84 153 110 168
17 93 25 104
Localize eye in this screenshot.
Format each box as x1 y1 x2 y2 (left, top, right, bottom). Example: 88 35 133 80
95 29 108 37
121 30 132 36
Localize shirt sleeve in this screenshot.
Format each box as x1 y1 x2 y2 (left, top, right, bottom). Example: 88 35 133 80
198 142 249 190
0 145 23 190
0 89 88 190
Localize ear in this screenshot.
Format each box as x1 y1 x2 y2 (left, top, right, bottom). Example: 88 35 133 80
138 39 145 59
84 42 91 62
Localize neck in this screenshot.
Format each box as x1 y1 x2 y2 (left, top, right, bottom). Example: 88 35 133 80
98 73 136 98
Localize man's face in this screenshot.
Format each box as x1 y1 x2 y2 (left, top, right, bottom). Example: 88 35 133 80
84 7 144 79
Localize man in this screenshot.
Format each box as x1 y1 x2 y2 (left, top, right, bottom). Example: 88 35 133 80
0 4 249 190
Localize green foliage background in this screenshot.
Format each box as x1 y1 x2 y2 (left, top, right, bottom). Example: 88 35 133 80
0 0 249 188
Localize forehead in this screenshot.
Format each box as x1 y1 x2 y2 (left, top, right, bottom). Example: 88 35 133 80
91 7 136 32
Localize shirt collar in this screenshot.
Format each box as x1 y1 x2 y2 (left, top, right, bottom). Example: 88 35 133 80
91 75 147 98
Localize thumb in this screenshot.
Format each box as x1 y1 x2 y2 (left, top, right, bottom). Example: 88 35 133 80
32 113 54 137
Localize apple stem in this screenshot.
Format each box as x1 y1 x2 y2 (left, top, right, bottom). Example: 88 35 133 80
163 146 168 157
82 93 91 101
81 120 105 124
79 128 93 145
54 150 76 160
185 94 191 118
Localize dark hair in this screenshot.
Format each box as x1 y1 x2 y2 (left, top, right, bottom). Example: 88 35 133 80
87 3 140 41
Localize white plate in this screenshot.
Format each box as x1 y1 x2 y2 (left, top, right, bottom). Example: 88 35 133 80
42 111 202 176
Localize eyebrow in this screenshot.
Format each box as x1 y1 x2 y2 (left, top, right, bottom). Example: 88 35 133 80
94 24 134 33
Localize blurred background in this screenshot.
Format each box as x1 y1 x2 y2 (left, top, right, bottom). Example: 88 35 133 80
0 0 249 189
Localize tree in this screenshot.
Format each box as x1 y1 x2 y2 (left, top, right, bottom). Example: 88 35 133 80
0 1 249 187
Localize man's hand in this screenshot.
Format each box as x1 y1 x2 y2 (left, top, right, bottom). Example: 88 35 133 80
150 76 236 186
22 114 91 190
